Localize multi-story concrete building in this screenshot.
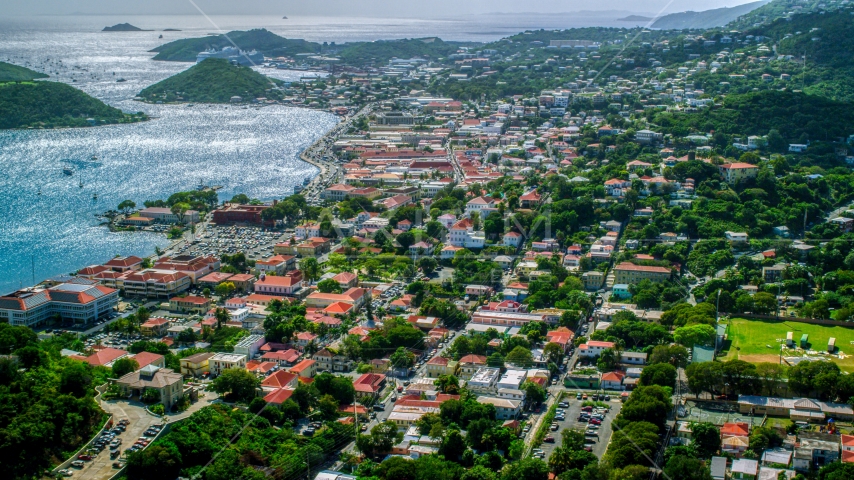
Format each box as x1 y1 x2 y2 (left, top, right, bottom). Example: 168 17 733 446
121 269 192 298
209 353 247 376
719 162 759 183
0 279 118 327
476 396 521 420
115 365 185 409
180 352 216 378
613 262 672 284
233 334 266 360
468 367 501 394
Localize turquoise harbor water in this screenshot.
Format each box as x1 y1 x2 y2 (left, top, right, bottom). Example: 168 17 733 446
0 17 339 294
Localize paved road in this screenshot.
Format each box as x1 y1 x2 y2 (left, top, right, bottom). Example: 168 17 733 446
76 391 221 479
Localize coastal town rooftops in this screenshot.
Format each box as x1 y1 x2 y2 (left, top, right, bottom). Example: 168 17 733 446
459 354 488 365
104 255 143 268
0 282 117 311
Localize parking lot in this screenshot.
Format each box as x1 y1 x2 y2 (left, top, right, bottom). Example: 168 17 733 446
68 404 161 479
175 224 289 261
540 394 622 461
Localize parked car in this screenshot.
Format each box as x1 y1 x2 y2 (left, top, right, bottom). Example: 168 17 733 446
589 419 602 426
77 454 93 461
58 469 73 477
544 436 555 443
113 462 124 469
71 461 85 468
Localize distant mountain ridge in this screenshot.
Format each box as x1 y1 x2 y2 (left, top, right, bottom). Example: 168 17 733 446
150 29 319 62
651 1 770 29
618 15 653 22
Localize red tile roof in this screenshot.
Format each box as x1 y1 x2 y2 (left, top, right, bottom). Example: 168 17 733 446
263 388 295 405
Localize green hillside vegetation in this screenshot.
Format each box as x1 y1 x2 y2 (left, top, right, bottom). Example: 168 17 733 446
138 58 283 103
0 324 110 479
0 61 48 82
651 1 768 29
743 10 854 102
150 28 319 61
649 90 854 145
337 38 464 65
0 81 146 129
728 0 832 29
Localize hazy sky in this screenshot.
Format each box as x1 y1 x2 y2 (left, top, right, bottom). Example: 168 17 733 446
2 0 760 17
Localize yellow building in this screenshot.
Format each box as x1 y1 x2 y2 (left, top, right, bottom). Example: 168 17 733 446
613 262 671 284
425 356 459 378
718 162 758 183
180 352 216 378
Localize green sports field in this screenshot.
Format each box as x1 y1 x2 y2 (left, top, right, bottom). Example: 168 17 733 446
720 317 854 372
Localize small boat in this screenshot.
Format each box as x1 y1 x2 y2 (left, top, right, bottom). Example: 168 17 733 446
91 155 98 160
79 181 83 188
92 193 98 200
282 16 288 19
116 78 126 83
37 188 42 196
303 177 311 185
158 34 163 38
62 167 73 175
293 185 304 194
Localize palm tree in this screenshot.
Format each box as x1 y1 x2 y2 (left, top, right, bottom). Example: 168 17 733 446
214 308 231 329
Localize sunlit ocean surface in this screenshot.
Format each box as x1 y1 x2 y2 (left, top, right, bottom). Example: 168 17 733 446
0 17 340 294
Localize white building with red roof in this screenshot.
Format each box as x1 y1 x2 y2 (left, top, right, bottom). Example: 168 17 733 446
0 279 119 327
578 340 616 357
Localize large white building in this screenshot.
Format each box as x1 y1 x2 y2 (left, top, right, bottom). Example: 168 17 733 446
467 367 500 393
233 334 266 360
209 353 247 376
448 218 485 249
477 396 521 420
0 279 118 327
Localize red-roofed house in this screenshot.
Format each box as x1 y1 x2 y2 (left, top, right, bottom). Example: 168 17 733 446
130 351 165 370
719 162 758 183
332 272 359 289
520 190 542 208
578 341 615 358
305 287 369 309
263 388 295 405
289 359 316 378
841 435 854 463
353 373 386 399
261 370 299 391
84 347 128 366
295 332 318 351
601 371 626 390
459 354 488 379
323 302 354 316
546 327 574 352
261 349 301 367
168 295 211 313
140 317 170 337
254 271 304 296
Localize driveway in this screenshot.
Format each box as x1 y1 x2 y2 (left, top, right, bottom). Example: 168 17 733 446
77 391 220 479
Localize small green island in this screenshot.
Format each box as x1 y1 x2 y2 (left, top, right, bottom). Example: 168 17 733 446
0 63 147 129
137 58 283 103
102 23 151 32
